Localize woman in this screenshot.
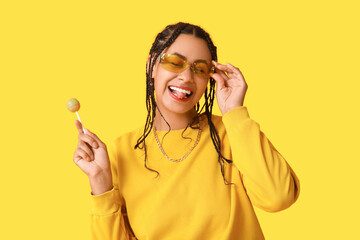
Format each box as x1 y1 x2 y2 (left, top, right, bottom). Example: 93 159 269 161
73 22 300 240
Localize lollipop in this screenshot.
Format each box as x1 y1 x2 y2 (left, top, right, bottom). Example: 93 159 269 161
66 98 85 133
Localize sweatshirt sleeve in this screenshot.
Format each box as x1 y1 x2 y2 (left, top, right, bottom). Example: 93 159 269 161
222 106 300 213
89 140 135 240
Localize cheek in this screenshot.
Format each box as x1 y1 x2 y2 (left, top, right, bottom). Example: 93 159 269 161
153 79 170 98
197 79 210 95
153 84 164 102
154 71 177 90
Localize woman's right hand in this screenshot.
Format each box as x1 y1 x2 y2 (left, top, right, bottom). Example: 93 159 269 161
73 120 113 195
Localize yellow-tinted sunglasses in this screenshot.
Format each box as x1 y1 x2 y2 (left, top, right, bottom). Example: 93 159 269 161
159 53 214 78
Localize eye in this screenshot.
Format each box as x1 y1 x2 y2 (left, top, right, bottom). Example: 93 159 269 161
195 67 205 73
164 54 186 68
170 61 183 67
194 62 209 74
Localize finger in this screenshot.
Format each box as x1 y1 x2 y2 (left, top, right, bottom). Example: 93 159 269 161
217 69 229 81
213 61 232 72
226 62 240 72
211 72 226 91
212 61 230 80
74 148 91 163
226 78 246 89
78 132 99 149
227 64 247 87
75 120 84 134
84 128 106 148
78 142 95 161
213 61 242 80
225 63 244 79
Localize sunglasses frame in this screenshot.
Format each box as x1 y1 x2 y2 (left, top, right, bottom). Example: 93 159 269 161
159 53 215 76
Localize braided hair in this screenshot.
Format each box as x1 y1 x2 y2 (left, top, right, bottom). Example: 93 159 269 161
135 22 234 185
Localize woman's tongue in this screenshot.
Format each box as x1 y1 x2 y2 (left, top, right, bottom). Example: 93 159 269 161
172 89 187 99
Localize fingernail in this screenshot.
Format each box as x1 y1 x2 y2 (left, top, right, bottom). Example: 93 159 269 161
92 142 97 148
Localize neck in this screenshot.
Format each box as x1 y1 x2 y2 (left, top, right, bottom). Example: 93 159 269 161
154 108 199 131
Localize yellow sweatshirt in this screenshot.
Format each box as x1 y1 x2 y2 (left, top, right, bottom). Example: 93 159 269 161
90 106 300 240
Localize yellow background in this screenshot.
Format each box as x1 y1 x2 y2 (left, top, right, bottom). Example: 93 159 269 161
1 0 359 239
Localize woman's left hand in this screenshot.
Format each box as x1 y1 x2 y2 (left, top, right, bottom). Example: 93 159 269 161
211 61 248 115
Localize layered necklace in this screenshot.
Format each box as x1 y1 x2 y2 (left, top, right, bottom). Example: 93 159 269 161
153 117 202 163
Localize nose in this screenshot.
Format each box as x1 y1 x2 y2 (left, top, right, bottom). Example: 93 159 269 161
178 65 194 83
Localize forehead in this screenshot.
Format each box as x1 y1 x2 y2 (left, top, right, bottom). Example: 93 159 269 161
165 34 212 61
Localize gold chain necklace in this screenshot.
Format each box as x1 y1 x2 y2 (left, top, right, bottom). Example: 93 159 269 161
153 119 202 163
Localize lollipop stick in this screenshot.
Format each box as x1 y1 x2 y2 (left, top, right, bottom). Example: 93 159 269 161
76 111 86 134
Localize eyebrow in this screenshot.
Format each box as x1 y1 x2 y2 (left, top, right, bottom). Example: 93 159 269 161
172 52 208 63
172 52 187 59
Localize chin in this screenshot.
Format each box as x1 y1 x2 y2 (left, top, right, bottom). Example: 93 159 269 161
167 104 196 114
159 99 197 115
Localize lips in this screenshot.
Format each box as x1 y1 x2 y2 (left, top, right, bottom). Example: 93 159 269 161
169 85 193 93
168 85 193 102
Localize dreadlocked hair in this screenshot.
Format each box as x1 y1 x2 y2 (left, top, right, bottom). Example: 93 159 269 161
134 22 234 185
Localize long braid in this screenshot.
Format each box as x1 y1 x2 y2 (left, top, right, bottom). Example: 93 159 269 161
199 28 234 185
135 23 189 177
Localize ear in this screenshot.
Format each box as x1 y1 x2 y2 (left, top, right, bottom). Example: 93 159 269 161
152 63 158 79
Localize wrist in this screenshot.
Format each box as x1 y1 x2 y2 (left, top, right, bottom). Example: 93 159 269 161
221 104 244 115
89 171 113 196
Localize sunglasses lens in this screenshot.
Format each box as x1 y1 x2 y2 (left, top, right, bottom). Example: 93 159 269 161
193 62 211 76
160 54 186 73
160 54 212 78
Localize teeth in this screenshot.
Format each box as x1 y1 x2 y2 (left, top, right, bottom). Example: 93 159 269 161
169 86 191 95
